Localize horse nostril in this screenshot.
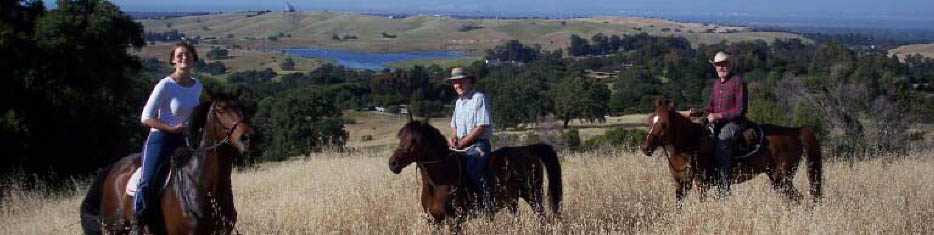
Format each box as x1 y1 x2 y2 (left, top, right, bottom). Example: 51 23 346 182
240 135 250 143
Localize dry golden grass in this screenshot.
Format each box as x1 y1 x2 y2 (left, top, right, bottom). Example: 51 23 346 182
3 148 934 234
137 12 808 54
890 43 934 61
130 43 322 80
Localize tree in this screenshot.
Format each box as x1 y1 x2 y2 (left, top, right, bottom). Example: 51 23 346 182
551 75 611 128
254 87 348 161
280 56 296 71
479 67 552 129
205 48 228 59
484 40 540 63
591 33 609 55
568 34 590 56
1 0 148 178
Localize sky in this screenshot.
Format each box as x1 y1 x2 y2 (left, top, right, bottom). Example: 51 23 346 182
55 0 934 28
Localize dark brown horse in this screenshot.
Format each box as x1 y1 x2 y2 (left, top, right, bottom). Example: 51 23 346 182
642 99 822 203
388 117 562 230
80 91 254 235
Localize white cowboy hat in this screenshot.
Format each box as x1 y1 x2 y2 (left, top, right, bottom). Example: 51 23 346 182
709 51 731 64
446 67 471 80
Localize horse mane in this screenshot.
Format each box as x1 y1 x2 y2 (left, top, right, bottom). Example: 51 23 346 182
188 101 211 144
399 120 448 152
666 109 695 128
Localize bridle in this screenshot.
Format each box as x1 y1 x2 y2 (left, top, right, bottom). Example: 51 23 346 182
191 101 243 152
401 147 464 193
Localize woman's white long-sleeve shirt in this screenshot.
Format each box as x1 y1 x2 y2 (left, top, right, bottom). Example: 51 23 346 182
140 77 202 133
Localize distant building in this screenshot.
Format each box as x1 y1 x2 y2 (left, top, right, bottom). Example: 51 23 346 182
284 2 295 12
485 59 525 67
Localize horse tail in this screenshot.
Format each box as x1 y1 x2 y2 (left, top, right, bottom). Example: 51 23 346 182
799 127 823 201
80 163 113 235
535 144 563 217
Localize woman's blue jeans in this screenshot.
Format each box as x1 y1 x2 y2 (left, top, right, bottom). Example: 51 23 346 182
134 131 184 220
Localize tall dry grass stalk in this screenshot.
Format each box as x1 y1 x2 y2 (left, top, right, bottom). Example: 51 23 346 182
2 149 933 234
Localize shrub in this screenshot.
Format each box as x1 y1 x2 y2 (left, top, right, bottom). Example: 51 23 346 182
563 129 581 151
584 127 647 152
492 134 521 148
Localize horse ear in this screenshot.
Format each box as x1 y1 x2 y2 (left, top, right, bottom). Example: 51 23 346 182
231 85 244 98
668 100 677 111
407 110 414 123
202 87 215 101
656 97 665 108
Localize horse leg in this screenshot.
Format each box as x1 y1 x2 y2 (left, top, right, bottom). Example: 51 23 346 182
697 181 711 202
449 215 466 235
673 180 690 207
769 165 802 204
504 185 520 215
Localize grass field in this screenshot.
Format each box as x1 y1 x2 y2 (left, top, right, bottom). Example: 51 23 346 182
131 43 323 80
2 147 933 234
889 43 934 61
137 12 808 55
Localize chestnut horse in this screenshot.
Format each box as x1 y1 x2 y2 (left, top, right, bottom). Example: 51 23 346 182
80 92 254 235
388 117 562 230
642 99 822 203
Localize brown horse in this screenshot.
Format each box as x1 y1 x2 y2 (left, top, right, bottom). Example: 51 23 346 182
80 91 254 235
388 117 562 230
641 99 822 203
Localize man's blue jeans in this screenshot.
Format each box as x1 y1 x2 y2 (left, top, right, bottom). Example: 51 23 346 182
464 139 492 190
714 121 744 195
134 131 184 220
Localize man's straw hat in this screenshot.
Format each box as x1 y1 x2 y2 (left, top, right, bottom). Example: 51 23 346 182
709 51 731 64
446 67 471 80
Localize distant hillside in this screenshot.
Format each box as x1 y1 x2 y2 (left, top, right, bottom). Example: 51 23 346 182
890 44 934 61
137 12 808 55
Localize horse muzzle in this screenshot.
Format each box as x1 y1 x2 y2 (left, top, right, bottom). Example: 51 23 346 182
389 159 403 174
642 146 656 156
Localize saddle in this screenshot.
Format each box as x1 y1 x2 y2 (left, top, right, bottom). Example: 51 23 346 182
126 147 194 197
702 121 765 159
126 164 172 198
736 124 765 158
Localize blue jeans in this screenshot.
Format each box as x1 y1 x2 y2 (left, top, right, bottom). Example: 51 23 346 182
714 121 744 194
464 139 492 190
134 131 184 220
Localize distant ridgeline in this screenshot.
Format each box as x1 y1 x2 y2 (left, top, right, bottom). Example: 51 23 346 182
751 26 934 48
126 11 215 20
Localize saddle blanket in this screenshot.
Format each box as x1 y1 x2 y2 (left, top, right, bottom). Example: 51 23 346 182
126 167 171 197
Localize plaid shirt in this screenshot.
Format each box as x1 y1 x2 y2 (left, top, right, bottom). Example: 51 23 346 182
451 89 492 140
704 75 747 122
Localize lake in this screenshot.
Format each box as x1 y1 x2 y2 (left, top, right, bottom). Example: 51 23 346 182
275 48 467 70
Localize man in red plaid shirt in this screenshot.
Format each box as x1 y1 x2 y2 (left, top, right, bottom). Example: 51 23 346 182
704 51 747 197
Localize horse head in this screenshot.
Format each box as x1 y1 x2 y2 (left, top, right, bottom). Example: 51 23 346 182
191 89 255 154
642 98 677 156
388 117 444 174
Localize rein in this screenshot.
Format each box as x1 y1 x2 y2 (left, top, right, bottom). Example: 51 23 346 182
415 149 464 194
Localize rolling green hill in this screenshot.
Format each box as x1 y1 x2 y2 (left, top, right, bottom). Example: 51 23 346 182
138 12 809 55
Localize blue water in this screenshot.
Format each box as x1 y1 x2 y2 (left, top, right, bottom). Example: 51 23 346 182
276 48 467 70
